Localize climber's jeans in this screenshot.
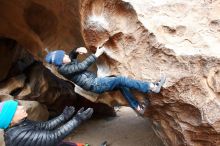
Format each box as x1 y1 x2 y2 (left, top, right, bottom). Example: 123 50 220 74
119 87 139 109
91 76 151 108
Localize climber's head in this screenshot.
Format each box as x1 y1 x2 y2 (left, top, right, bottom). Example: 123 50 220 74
0 100 27 129
45 47 88 66
45 50 66 66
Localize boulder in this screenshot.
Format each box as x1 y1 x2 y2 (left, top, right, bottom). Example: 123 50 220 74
80 0 220 145
1 0 220 145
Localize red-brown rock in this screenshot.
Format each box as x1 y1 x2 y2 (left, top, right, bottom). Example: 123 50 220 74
1 0 220 145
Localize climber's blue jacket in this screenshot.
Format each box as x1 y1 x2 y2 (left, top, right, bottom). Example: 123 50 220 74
58 50 97 91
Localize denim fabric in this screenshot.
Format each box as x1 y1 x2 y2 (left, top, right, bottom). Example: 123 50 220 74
91 76 151 93
91 76 151 109
119 87 139 108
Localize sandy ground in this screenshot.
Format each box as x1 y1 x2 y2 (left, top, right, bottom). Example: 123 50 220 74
65 107 164 146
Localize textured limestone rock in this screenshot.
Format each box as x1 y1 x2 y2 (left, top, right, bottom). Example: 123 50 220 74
0 0 85 60
0 1 114 145
1 0 220 145
80 0 220 145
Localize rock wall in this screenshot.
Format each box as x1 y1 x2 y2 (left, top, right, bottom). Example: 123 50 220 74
0 0 115 114
0 1 113 145
1 0 220 146
80 0 220 145
0 0 85 60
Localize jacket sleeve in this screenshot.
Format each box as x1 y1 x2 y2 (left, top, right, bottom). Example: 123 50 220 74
5 108 93 146
31 106 75 130
42 108 93 146
58 54 97 75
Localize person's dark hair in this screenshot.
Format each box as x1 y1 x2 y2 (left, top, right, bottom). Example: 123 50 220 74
69 49 79 60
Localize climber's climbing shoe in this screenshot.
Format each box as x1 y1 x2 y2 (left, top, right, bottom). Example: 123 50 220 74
152 75 166 93
134 99 149 116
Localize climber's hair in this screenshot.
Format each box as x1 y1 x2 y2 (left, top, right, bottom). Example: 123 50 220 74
69 48 79 59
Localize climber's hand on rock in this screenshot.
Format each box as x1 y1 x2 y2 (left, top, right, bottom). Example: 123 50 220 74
76 47 88 54
75 107 94 121
95 46 105 58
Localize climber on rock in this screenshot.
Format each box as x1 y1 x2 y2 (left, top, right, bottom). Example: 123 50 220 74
45 47 166 115
0 100 93 146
